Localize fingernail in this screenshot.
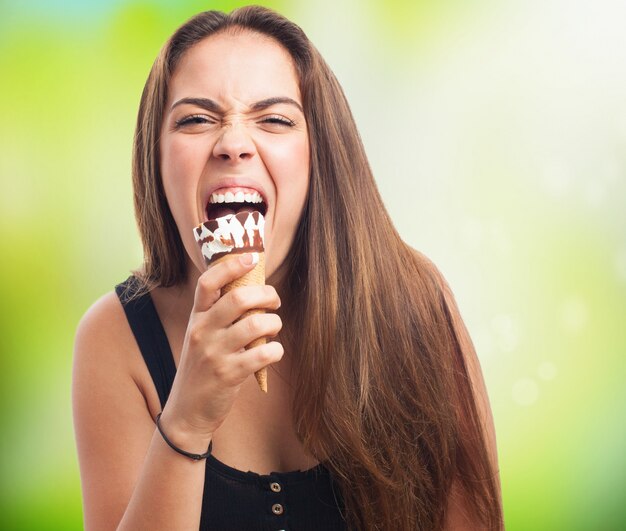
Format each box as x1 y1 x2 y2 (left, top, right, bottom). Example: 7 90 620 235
240 252 259 266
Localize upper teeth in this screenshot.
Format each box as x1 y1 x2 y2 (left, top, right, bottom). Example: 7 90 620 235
210 191 263 204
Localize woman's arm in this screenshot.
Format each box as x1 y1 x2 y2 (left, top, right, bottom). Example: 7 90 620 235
72 255 283 530
439 273 500 475
73 292 210 530
438 272 503 529
414 251 503 529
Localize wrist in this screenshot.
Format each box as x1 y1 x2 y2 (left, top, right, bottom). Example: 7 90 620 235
156 411 214 459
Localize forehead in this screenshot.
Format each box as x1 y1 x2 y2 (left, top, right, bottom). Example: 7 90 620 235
168 30 301 104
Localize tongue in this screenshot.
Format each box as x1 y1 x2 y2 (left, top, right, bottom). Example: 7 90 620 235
208 204 260 220
209 206 237 219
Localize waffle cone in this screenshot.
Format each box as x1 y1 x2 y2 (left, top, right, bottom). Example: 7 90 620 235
215 252 268 392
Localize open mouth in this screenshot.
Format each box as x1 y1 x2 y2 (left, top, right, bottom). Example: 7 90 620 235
205 187 268 220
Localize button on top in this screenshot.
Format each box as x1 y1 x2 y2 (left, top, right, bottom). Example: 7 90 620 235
272 503 284 515
270 482 282 493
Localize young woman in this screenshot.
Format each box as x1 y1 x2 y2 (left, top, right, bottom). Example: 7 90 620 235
73 6 503 530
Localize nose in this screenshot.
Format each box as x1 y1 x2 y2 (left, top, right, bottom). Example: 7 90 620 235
212 124 256 161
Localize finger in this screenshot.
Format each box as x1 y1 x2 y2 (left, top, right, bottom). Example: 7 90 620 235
210 285 281 328
232 340 284 380
224 312 283 350
193 252 260 313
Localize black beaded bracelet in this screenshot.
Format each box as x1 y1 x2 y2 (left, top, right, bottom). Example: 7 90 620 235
155 413 213 461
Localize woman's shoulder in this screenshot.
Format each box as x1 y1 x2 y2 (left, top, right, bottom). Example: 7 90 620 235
73 283 160 418
75 289 131 353
407 247 472 350
73 285 144 382
407 246 451 294
75 275 150 350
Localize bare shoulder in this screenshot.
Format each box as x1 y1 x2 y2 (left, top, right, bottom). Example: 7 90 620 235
407 246 451 290
73 289 159 417
409 246 500 464
73 291 160 529
407 247 472 328
73 291 152 400
74 291 135 362
409 247 503 526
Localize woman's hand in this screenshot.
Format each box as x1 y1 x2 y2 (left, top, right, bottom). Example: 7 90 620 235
160 253 283 450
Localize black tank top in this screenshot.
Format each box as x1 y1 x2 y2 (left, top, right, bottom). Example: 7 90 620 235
115 277 347 531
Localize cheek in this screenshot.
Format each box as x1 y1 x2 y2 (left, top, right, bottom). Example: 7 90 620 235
272 135 309 167
266 136 310 198
161 137 202 182
287 140 310 209
160 138 206 207
159 143 204 262
272 172 309 249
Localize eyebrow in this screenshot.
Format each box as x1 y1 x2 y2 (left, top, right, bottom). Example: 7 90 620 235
170 96 303 114
170 97 223 113
251 97 303 113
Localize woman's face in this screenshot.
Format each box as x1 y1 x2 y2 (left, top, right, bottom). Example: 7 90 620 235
160 31 310 281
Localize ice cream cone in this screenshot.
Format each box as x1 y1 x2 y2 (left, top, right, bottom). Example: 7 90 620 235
216 252 267 392
194 211 268 392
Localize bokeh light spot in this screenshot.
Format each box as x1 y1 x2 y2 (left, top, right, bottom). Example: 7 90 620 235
512 378 539 406
538 361 557 381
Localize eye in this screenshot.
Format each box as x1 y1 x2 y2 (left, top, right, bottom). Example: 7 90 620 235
174 114 217 129
259 114 296 127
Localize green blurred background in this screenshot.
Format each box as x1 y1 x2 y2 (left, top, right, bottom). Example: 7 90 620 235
1 0 624 529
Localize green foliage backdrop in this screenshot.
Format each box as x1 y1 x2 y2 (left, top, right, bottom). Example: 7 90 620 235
1 1 624 529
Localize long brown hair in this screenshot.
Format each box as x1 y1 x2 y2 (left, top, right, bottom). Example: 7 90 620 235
132 6 503 529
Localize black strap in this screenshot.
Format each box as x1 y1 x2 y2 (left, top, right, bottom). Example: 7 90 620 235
115 277 176 409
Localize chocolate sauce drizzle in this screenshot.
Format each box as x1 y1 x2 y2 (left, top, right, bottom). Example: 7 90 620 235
194 210 265 266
